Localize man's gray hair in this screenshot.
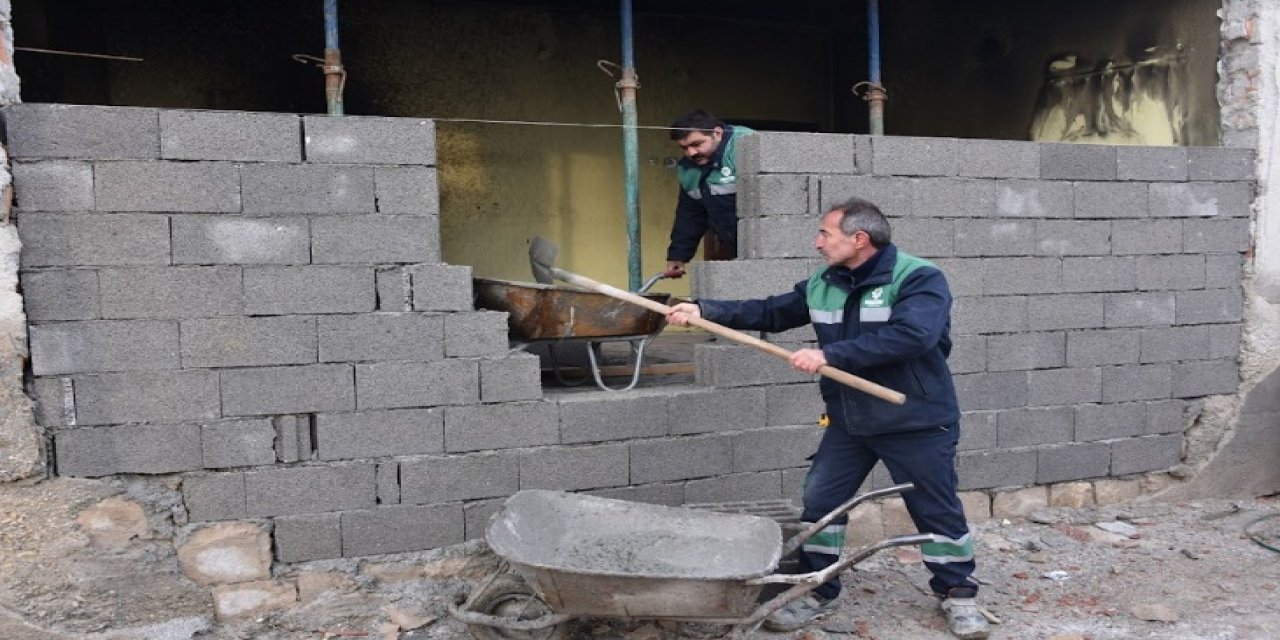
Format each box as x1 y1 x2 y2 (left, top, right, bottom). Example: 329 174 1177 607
830 198 891 248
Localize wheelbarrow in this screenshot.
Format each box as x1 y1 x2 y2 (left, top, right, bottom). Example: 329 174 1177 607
472 271 679 392
449 484 937 639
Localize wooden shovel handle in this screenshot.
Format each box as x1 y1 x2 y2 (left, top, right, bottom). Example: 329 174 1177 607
552 268 907 405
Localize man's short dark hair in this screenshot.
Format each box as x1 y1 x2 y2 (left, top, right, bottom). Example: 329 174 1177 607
670 109 725 140
830 198 892 248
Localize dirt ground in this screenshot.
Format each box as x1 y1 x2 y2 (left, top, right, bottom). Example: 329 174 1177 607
3 478 1280 640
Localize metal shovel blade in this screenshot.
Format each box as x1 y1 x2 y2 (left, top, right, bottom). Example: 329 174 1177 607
529 236 559 284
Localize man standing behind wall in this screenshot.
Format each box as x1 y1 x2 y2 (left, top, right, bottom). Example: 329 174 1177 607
665 198 989 639
664 109 755 275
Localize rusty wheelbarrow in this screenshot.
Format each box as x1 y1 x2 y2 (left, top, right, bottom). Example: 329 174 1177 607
472 271 676 391
449 485 937 639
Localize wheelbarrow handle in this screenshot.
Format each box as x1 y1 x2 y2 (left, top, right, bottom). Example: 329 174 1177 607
548 267 907 404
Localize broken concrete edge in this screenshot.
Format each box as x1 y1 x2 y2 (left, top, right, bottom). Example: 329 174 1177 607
0 219 46 483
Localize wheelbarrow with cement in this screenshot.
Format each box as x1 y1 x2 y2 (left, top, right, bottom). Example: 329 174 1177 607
449 484 938 639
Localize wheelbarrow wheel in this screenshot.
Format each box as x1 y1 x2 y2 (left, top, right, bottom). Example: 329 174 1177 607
465 574 569 640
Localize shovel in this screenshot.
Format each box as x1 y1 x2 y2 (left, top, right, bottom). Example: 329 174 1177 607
528 236 906 405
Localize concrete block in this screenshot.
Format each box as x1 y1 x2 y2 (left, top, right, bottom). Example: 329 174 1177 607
270 415 309 463
400 451 519 503
1173 359 1239 397
160 110 301 162
1183 218 1249 254
1041 143 1116 180
1110 435 1182 476
782 468 806 502
695 343 812 388
1028 294 1103 331
354 360 479 410
202 419 276 469
630 434 733 483
1176 288 1243 325
949 335 986 374
55 424 202 477
560 392 668 444
957 448 1037 489
1206 254 1244 289
1208 324 1242 360
1036 442 1110 483
953 371 1028 410
12 161 94 210
589 483 685 507
172 215 310 265
273 513 341 562
1104 292 1175 327
1102 364 1172 402
996 406 1073 447
765 383 822 426
444 401 560 452
95 161 240 212
318 313 443 363
1027 367 1101 406
1140 326 1209 363
951 295 1027 335
4 104 159 159
245 464 376 516
732 425 823 471
891 218 954 258
1151 182 1253 219
995 180 1073 218
738 173 810 218
738 132 855 174
910 178 996 218
991 486 1048 518
1075 402 1145 442
959 411 997 450
957 139 1039 178
409 264 472 312
818 175 913 216
241 164 375 214
464 499 504 540
30 320 178 375
312 215 438 264
668 387 766 434
1112 220 1183 255
480 354 542 402
18 213 170 267
853 135 874 173
244 266 375 315
182 316 316 368
932 258 984 296
374 166 439 215
1073 182 1146 218
20 269 100 321
872 135 957 176
221 364 355 416
99 266 242 319
304 115 436 165
376 267 412 311
979 258 1060 294
1066 329 1140 367
183 473 247 521
443 311 509 357
1187 147 1254 181
987 332 1065 371
1035 220 1110 256
1060 257 1135 293
954 220 1034 257
685 471 784 503
1136 255 1204 290
1144 399 1189 435
1116 146 1187 181
315 408 443 460
73 370 220 425
29 377 70 427
764 324 818 345
691 258 818 300
518 444 629 491
377 462 400 505
342 503 464 557
742 216 819 258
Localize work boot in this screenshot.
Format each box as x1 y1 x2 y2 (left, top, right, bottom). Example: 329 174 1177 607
939 594 990 639
763 594 839 632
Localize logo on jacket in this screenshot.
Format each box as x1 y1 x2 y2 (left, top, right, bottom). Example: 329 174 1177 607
720 167 732 177
863 287 887 308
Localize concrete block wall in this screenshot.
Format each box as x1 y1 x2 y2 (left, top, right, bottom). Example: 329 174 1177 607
710 133 1253 491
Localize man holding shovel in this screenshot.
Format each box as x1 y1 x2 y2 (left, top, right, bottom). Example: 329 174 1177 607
665 198 988 639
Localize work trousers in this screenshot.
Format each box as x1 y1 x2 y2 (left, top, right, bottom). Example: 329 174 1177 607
800 421 978 600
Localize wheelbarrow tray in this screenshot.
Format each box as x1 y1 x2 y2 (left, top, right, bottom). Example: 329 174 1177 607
487 490 782 619
473 277 669 341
